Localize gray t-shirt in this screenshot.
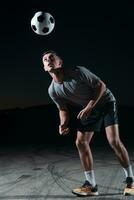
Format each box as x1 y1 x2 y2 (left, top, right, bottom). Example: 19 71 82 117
48 66 115 109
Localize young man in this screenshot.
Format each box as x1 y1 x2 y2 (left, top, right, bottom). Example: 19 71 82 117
42 50 134 196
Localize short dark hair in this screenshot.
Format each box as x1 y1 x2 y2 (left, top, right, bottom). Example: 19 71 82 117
42 50 60 58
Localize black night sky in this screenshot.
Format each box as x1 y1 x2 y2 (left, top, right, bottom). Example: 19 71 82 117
0 1 134 109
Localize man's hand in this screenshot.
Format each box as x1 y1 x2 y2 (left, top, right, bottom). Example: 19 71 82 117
59 124 69 135
77 106 92 120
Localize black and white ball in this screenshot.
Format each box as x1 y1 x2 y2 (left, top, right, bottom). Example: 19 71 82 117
31 11 55 35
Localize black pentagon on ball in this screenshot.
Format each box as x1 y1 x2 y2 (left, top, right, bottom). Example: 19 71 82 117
49 16 54 23
42 27 49 33
32 25 37 31
37 15 44 22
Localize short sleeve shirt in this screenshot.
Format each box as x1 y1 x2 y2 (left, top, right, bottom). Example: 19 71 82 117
48 66 115 109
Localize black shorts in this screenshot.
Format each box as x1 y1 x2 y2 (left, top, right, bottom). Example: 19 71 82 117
70 101 118 133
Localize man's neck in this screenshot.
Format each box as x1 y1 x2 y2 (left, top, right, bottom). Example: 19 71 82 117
50 68 64 83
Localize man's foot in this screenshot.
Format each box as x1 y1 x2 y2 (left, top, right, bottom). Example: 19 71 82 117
72 180 99 196
124 177 134 196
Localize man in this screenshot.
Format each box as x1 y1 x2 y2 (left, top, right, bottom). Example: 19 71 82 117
42 50 134 196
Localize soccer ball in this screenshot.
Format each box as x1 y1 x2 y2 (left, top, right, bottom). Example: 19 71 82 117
31 11 55 35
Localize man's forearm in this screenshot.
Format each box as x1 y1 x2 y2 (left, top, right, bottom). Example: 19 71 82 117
59 109 70 135
86 80 106 110
59 109 69 126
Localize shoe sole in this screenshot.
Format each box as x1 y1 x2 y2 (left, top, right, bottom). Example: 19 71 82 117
124 193 131 196
124 192 134 196
124 189 134 196
72 191 99 196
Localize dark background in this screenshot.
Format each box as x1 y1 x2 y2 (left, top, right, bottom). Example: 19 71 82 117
0 1 134 147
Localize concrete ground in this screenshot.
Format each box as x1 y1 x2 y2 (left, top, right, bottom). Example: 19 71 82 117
0 144 133 200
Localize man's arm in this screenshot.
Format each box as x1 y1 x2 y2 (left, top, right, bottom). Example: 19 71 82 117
77 80 106 119
59 107 70 135
86 80 106 109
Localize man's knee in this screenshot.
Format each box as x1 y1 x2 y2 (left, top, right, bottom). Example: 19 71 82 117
108 138 119 148
75 138 87 148
106 125 121 149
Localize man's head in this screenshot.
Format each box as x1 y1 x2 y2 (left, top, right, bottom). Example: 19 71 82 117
42 50 63 72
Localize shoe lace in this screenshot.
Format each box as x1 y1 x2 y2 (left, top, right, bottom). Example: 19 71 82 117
82 180 91 187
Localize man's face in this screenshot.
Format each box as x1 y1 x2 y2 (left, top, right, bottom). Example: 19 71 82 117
42 53 62 72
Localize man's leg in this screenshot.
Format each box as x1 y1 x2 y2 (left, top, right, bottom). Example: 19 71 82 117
72 131 99 196
75 131 94 171
105 124 130 167
105 124 134 195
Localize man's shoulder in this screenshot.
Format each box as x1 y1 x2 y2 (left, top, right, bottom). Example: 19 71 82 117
64 66 91 80
76 66 90 71
48 81 55 93
65 66 88 73
76 66 90 73
76 65 86 69
48 80 54 87
74 66 92 77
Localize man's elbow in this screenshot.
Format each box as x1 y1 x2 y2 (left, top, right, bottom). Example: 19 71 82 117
100 80 106 93
59 107 68 112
